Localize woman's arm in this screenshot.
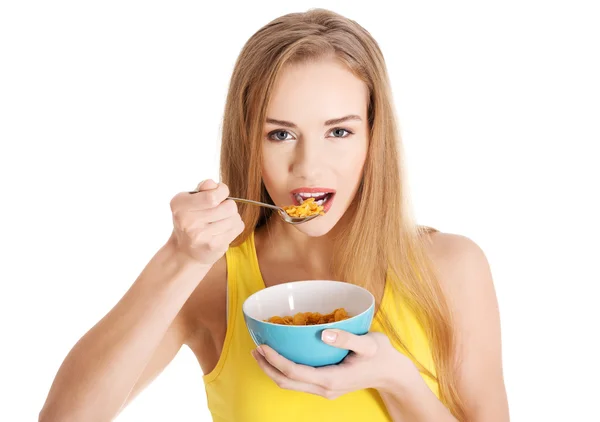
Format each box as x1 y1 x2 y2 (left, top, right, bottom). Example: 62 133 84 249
381 233 510 421
39 238 210 422
39 180 242 421
379 381 458 421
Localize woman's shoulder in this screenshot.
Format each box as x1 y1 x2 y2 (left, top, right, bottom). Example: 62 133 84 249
421 229 486 262
423 229 493 307
421 228 498 333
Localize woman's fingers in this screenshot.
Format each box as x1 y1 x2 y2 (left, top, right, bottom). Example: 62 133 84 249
252 350 328 397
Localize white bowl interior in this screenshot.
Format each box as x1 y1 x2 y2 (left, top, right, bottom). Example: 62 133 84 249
243 280 374 321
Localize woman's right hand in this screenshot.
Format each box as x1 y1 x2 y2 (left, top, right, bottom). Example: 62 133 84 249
169 179 244 267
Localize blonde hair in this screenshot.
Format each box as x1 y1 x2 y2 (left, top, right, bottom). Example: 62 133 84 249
220 8 467 420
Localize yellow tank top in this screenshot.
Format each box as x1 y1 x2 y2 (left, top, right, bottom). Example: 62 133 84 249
203 232 439 422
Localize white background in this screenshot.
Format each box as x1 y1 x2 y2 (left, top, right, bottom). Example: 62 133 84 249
1 1 598 421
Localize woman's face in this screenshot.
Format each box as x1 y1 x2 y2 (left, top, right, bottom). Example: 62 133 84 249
261 57 369 236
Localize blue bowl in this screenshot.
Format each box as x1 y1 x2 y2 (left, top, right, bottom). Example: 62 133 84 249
243 280 375 367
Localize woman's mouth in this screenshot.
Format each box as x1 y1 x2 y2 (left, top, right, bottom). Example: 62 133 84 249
290 188 336 213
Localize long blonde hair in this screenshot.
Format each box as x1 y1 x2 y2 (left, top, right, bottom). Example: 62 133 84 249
220 8 466 421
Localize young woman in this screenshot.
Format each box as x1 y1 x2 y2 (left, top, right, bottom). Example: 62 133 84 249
40 9 509 422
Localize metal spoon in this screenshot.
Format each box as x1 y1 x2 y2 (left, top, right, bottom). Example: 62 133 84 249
189 191 320 225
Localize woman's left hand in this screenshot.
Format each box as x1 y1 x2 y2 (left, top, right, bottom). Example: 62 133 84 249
251 330 421 400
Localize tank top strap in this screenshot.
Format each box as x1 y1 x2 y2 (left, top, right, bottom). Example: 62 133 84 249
225 231 266 307
204 232 265 385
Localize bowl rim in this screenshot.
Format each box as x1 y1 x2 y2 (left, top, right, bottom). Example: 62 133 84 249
242 280 375 328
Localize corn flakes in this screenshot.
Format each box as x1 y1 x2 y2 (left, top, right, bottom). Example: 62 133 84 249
283 197 325 218
266 308 350 325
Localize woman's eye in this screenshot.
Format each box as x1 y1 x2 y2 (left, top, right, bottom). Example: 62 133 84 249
269 130 293 142
329 128 353 138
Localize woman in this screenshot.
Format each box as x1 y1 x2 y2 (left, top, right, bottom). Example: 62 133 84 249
40 9 509 422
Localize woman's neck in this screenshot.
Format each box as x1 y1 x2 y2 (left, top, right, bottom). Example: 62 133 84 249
255 216 340 282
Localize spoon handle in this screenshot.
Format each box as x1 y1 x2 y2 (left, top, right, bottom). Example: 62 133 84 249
188 190 283 212
226 197 282 211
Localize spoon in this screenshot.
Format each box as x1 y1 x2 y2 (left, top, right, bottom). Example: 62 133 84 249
189 191 320 225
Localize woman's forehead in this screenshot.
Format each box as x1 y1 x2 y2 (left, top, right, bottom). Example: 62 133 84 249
266 58 368 126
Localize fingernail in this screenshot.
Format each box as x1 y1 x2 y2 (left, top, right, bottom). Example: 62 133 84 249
256 347 265 356
322 330 337 343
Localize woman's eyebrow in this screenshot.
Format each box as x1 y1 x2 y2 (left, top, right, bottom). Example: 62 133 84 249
324 114 362 126
265 114 362 128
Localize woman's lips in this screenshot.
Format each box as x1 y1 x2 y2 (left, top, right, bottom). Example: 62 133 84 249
288 188 336 214
321 193 335 213
290 187 336 195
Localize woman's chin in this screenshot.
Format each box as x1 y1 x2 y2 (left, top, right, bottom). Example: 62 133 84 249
292 216 338 237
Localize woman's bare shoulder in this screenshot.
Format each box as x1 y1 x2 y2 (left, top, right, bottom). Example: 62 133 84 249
421 229 490 280
420 228 497 317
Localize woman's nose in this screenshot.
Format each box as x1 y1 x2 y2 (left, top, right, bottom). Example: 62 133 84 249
291 140 324 180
